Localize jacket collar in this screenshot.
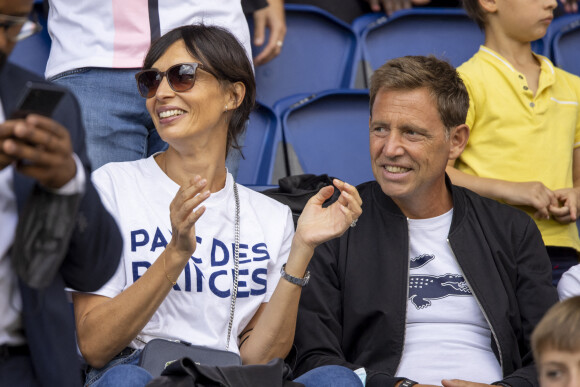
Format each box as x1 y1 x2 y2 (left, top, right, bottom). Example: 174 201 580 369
369 174 466 225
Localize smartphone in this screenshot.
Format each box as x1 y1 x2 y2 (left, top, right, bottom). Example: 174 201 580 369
10 81 66 119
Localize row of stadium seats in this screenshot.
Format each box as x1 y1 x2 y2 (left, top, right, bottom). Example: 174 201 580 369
248 5 580 108
9 3 579 188
238 5 579 186
237 90 373 187
11 4 580 94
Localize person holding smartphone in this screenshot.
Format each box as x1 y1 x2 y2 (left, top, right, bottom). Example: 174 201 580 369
0 0 122 386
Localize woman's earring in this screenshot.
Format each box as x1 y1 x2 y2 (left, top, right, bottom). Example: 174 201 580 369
224 105 228 112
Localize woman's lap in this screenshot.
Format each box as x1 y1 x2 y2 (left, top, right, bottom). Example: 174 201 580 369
294 365 364 387
84 349 152 387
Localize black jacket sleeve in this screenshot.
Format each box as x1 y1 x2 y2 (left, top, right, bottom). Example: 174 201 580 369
498 219 558 387
293 238 403 387
53 90 122 292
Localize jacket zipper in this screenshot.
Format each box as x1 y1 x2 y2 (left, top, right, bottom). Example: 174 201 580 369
447 238 504 375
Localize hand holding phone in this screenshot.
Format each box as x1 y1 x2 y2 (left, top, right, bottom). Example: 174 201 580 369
10 81 66 119
0 82 76 188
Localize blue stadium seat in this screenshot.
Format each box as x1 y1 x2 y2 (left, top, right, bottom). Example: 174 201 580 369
552 18 580 76
9 2 51 76
350 13 386 89
532 13 580 58
280 89 374 185
248 4 358 106
360 8 483 82
237 101 286 185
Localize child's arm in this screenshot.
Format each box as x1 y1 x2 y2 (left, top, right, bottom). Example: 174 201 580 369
445 161 557 220
550 147 580 223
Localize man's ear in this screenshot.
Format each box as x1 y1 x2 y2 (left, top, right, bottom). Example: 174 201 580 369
479 0 497 14
227 81 246 110
448 124 469 160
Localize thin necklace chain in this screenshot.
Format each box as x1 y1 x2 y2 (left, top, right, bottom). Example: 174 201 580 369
226 181 239 350
162 152 239 350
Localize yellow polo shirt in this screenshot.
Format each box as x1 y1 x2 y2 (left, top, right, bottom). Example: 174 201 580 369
456 46 580 251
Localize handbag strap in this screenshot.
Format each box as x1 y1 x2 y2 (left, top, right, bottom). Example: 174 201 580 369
226 181 240 350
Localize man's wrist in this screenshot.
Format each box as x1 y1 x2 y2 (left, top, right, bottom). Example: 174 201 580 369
492 382 512 387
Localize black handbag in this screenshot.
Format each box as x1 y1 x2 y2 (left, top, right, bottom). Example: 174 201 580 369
263 174 341 228
145 357 304 387
139 339 242 378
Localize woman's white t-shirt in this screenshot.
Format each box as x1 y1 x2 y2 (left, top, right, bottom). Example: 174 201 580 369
89 155 293 354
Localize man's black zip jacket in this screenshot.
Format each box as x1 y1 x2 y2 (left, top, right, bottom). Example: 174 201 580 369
294 177 558 387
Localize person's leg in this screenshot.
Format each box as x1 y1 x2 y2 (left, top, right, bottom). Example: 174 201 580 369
50 68 165 170
0 354 40 387
84 348 152 387
547 246 580 286
294 365 364 387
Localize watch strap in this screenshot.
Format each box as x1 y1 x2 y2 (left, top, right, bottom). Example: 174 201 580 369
280 263 310 287
399 379 418 387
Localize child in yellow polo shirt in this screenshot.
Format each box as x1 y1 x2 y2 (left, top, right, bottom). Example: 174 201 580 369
447 0 580 285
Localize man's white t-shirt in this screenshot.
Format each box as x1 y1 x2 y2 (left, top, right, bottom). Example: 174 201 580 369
396 209 503 384
89 155 294 354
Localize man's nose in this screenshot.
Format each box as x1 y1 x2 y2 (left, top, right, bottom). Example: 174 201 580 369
382 131 404 157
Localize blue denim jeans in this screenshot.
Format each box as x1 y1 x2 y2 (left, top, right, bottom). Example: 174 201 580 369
294 365 364 387
50 67 244 177
85 349 361 387
84 348 152 387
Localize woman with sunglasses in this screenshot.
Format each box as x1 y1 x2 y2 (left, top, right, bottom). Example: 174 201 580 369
70 24 363 387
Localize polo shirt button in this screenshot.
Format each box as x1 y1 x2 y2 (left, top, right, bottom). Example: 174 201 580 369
523 86 529 90
530 102 535 107
519 75 524 79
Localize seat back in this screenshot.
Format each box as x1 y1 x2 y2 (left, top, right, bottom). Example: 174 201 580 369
249 4 358 106
237 102 286 185
360 8 483 82
281 89 374 185
532 13 580 59
552 19 580 76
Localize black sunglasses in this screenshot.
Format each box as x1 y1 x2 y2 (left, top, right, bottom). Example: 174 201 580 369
135 62 210 98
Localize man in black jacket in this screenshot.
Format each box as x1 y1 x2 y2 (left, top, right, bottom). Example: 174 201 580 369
293 56 558 387
0 0 122 385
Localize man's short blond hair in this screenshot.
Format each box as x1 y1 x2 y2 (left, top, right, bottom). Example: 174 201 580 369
369 55 469 136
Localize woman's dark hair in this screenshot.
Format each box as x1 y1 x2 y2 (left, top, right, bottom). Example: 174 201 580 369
143 24 256 157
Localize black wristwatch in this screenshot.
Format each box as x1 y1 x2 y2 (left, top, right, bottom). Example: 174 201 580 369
280 264 310 287
399 379 418 387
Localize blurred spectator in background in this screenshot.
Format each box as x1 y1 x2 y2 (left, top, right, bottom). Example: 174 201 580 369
45 0 285 174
